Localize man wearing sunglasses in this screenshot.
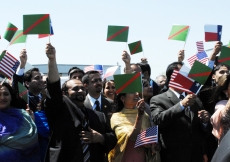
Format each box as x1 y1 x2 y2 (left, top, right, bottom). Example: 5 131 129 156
45 43 117 162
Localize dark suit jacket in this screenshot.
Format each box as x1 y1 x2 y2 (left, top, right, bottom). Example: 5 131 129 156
211 130 230 162
46 79 117 162
150 89 207 162
84 95 113 125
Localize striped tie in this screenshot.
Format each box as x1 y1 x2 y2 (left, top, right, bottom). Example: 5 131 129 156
82 121 90 162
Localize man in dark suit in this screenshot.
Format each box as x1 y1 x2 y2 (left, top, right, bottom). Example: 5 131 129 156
150 62 210 162
211 130 230 162
82 71 113 123
45 43 117 162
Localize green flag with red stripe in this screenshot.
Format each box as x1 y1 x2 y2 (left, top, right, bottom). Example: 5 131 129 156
218 46 230 66
18 82 28 103
106 25 129 42
188 60 212 85
23 14 50 34
114 73 142 94
10 30 27 45
168 25 190 41
4 22 18 42
128 41 143 55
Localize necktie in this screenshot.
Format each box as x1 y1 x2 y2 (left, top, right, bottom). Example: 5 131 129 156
82 121 90 162
95 100 100 111
179 94 184 100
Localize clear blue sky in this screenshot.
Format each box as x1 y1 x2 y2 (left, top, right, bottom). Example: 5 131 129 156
0 0 229 78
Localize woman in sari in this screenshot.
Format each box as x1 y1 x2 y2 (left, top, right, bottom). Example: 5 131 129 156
108 92 157 162
0 82 40 161
211 74 230 143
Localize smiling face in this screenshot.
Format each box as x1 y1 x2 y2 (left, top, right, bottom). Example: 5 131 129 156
104 81 116 100
0 86 11 110
26 71 44 94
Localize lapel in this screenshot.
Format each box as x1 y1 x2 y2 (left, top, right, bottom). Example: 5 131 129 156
84 96 93 109
167 89 192 120
100 96 108 113
166 89 180 106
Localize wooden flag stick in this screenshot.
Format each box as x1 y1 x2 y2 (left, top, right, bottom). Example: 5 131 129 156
24 36 28 49
49 34 50 43
5 43 9 50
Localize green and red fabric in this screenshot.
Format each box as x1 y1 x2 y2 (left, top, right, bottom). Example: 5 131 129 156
106 25 129 42
168 25 190 41
23 14 50 34
18 82 28 103
218 46 230 66
114 73 142 94
4 22 18 42
128 41 143 55
10 30 27 45
188 61 212 85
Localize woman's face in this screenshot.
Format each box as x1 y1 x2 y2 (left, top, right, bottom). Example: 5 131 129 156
143 82 153 98
104 81 116 100
121 92 139 109
0 86 11 109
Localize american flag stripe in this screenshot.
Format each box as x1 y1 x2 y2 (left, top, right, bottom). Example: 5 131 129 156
187 54 197 66
169 70 192 93
2 60 15 73
196 41 204 53
84 65 94 73
0 64 14 77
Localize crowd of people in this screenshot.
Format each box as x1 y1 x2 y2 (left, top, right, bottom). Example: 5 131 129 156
0 41 230 162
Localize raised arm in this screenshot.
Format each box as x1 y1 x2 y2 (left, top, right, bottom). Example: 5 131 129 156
46 43 59 83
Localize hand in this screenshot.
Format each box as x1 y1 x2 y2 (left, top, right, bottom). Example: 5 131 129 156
19 49 27 68
151 142 161 153
212 41 222 56
203 154 208 162
80 126 105 144
45 43 56 60
136 99 145 115
178 50 185 62
198 110 210 123
181 94 196 107
122 51 131 64
26 104 34 121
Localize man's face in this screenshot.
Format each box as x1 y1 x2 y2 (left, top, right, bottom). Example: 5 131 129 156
70 72 83 81
86 73 102 94
66 80 86 102
131 65 142 73
157 76 166 88
27 71 44 93
212 66 229 83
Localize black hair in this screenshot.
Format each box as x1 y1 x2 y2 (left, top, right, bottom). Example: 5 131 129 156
212 75 230 103
82 70 100 84
68 67 85 78
2 82 18 108
138 63 151 76
24 68 40 88
102 80 114 94
61 79 72 95
213 63 230 74
113 93 126 112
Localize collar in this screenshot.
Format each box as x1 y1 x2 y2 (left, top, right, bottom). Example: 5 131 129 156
87 94 102 107
170 88 185 99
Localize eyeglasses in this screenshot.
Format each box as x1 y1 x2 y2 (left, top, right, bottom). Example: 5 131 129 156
91 78 102 83
71 86 85 91
219 70 229 74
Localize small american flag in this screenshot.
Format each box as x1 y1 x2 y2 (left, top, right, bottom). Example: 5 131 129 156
134 126 158 148
84 65 104 75
196 41 204 53
0 51 20 78
187 51 209 67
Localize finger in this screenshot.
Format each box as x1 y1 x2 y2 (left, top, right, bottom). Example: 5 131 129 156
88 126 92 132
